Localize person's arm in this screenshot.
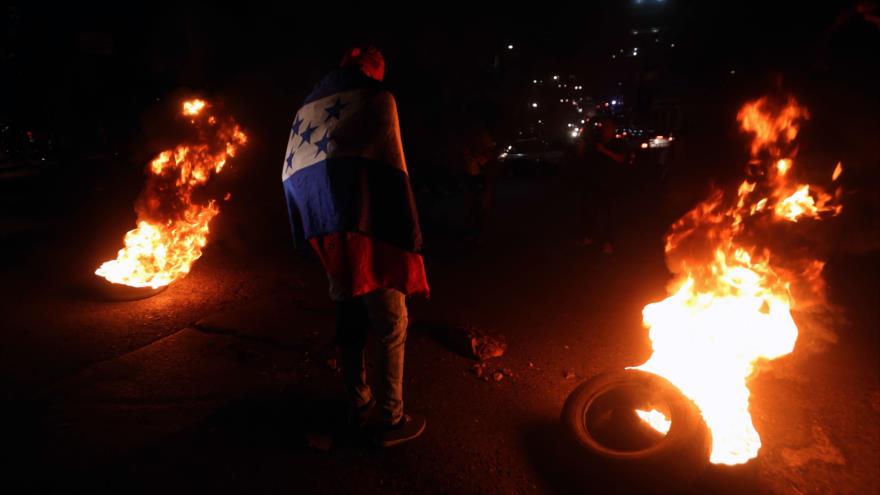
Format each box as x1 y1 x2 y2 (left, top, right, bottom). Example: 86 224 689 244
596 142 626 163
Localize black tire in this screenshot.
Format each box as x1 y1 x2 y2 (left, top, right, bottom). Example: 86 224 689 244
92 276 169 301
561 369 711 487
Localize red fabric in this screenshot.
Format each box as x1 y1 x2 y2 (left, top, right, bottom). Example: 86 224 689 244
309 232 429 298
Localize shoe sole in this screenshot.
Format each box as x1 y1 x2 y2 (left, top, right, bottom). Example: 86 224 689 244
377 420 426 447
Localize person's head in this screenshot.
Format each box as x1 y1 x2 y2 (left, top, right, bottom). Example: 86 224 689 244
340 44 385 81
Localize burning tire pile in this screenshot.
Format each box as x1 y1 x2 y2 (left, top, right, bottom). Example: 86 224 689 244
94 99 247 298
562 95 845 487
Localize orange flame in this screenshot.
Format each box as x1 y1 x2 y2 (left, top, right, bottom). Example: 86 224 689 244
775 185 835 223
832 162 843 182
632 97 841 465
182 99 206 116
776 158 791 176
95 99 247 289
636 408 672 435
737 96 808 156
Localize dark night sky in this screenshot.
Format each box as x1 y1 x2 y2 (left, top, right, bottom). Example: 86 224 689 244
2 0 876 175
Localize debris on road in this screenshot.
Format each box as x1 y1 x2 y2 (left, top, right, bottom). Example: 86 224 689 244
472 363 485 378
470 333 506 361
471 362 513 383
306 432 332 452
452 325 506 361
414 322 506 361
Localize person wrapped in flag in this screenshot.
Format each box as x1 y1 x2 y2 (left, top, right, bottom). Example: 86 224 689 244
282 44 428 446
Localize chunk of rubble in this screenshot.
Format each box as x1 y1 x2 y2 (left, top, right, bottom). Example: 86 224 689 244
471 362 513 383
417 322 506 361
306 432 332 452
472 363 485 377
460 325 507 361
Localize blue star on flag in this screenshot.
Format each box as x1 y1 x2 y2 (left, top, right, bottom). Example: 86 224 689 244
285 150 296 170
324 98 348 122
299 122 318 147
313 130 332 158
291 115 304 135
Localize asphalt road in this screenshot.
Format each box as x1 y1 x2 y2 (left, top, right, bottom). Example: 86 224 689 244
2 161 878 494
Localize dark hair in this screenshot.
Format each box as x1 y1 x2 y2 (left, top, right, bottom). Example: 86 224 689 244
597 116 616 126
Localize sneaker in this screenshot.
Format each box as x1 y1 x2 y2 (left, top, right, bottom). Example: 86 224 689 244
374 413 426 447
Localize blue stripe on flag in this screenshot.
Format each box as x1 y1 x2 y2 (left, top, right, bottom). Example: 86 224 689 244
283 156 422 252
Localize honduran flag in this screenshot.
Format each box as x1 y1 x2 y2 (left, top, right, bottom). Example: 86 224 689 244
282 67 429 299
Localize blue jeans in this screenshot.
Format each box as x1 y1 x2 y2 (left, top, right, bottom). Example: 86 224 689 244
336 288 407 424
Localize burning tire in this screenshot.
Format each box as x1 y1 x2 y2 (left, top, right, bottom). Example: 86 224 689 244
92 276 169 301
561 369 710 485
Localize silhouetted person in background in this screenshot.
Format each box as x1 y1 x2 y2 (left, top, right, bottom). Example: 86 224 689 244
577 117 628 254
460 123 497 245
